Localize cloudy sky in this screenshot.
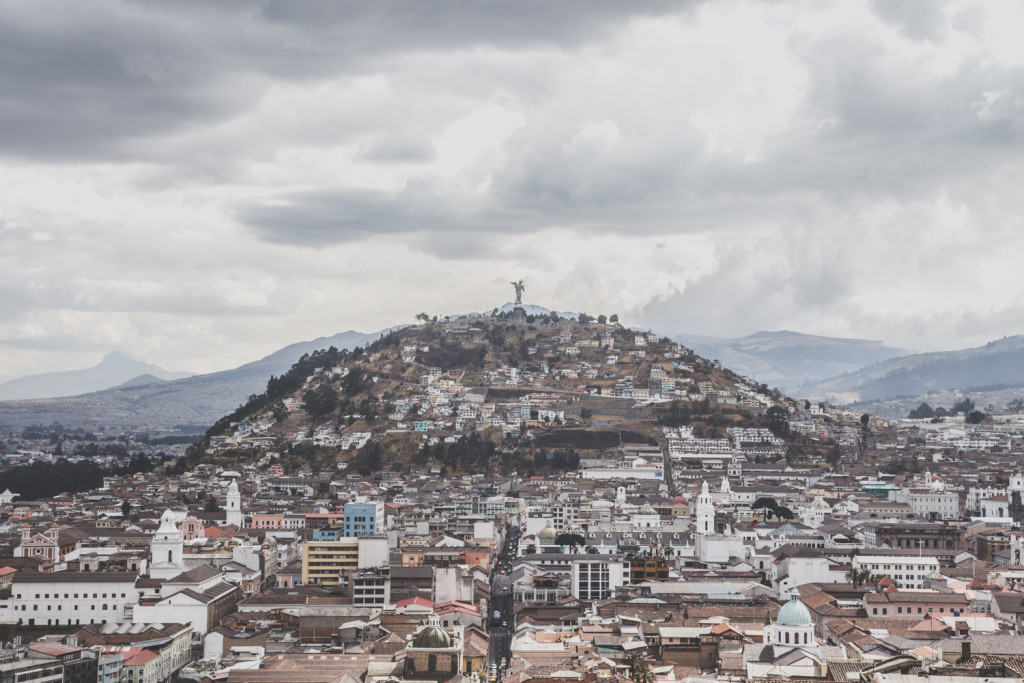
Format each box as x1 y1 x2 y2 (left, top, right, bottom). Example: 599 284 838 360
2 0 1024 379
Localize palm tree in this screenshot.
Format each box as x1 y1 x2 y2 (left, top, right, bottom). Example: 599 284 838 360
626 653 654 683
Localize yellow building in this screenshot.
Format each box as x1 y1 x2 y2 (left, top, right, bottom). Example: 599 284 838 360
301 539 359 586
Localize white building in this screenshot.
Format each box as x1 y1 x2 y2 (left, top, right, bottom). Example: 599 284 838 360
150 510 185 580
852 555 939 589
570 559 625 601
225 479 243 528
1 572 139 626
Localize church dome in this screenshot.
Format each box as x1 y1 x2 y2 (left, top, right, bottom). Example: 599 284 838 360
810 495 830 509
412 625 453 649
776 589 812 627
539 525 557 540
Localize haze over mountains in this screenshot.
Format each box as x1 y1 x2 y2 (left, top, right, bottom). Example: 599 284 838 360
0 352 191 401
6 313 1024 430
675 330 907 392
0 330 385 428
797 334 1024 405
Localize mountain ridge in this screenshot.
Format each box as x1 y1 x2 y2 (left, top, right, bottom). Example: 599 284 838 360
0 330 389 428
0 351 191 401
674 330 907 391
797 334 1024 403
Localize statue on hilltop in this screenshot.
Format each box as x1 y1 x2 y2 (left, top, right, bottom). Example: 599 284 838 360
510 279 525 306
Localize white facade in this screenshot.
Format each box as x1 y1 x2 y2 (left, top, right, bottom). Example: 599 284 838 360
571 559 625 601
694 480 715 535
1 574 139 626
357 535 390 569
150 509 185 579
225 480 242 527
907 490 959 520
853 555 939 589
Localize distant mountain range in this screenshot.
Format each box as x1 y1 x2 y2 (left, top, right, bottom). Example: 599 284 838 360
675 330 907 391
0 352 191 401
797 335 1024 403
0 330 387 429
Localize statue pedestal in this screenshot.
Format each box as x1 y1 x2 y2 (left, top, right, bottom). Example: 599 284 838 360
510 306 527 326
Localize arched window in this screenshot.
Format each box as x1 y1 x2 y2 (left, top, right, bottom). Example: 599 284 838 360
168 550 174 563
784 631 789 644
428 654 437 671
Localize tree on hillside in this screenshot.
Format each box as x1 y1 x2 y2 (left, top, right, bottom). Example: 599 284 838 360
304 384 338 421
609 314 619 323
578 313 594 324
766 406 789 438
342 367 370 395
415 312 430 322
966 410 987 424
597 314 607 324
908 402 935 419
952 397 976 415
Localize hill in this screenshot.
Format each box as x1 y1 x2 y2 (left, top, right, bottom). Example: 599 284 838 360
184 312 843 478
0 330 386 429
676 330 906 391
0 351 191 401
797 335 1024 404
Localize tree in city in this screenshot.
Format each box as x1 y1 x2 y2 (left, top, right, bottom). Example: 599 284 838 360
555 533 586 553
952 397 976 415
766 406 789 438
845 566 874 587
303 383 338 421
524 544 537 555
120 501 131 517
966 410 987 424
908 402 935 419
204 497 220 513
626 653 655 683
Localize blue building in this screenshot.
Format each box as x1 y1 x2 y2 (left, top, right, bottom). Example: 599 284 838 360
343 500 384 537
313 528 343 541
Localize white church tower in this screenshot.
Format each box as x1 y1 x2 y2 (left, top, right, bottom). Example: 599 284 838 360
695 480 715 535
150 509 184 579
226 479 242 528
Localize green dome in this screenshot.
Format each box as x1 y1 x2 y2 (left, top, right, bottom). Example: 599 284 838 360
412 625 453 649
776 590 812 627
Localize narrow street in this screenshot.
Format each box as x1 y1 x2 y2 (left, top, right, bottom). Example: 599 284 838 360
487 524 519 679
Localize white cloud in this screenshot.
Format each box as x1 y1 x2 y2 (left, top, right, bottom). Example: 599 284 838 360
2 0 1024 380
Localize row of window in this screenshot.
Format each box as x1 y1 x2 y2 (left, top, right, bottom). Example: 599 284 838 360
21 603 116 611
19 592 128 599
872 605 955 615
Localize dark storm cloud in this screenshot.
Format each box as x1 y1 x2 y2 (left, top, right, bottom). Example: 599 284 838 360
239 189 459 245
0 0 690 161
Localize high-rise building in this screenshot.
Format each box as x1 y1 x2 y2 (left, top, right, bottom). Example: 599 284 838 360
343 500 384 537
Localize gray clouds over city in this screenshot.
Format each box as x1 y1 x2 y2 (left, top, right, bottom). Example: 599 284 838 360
2 0 1024 378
